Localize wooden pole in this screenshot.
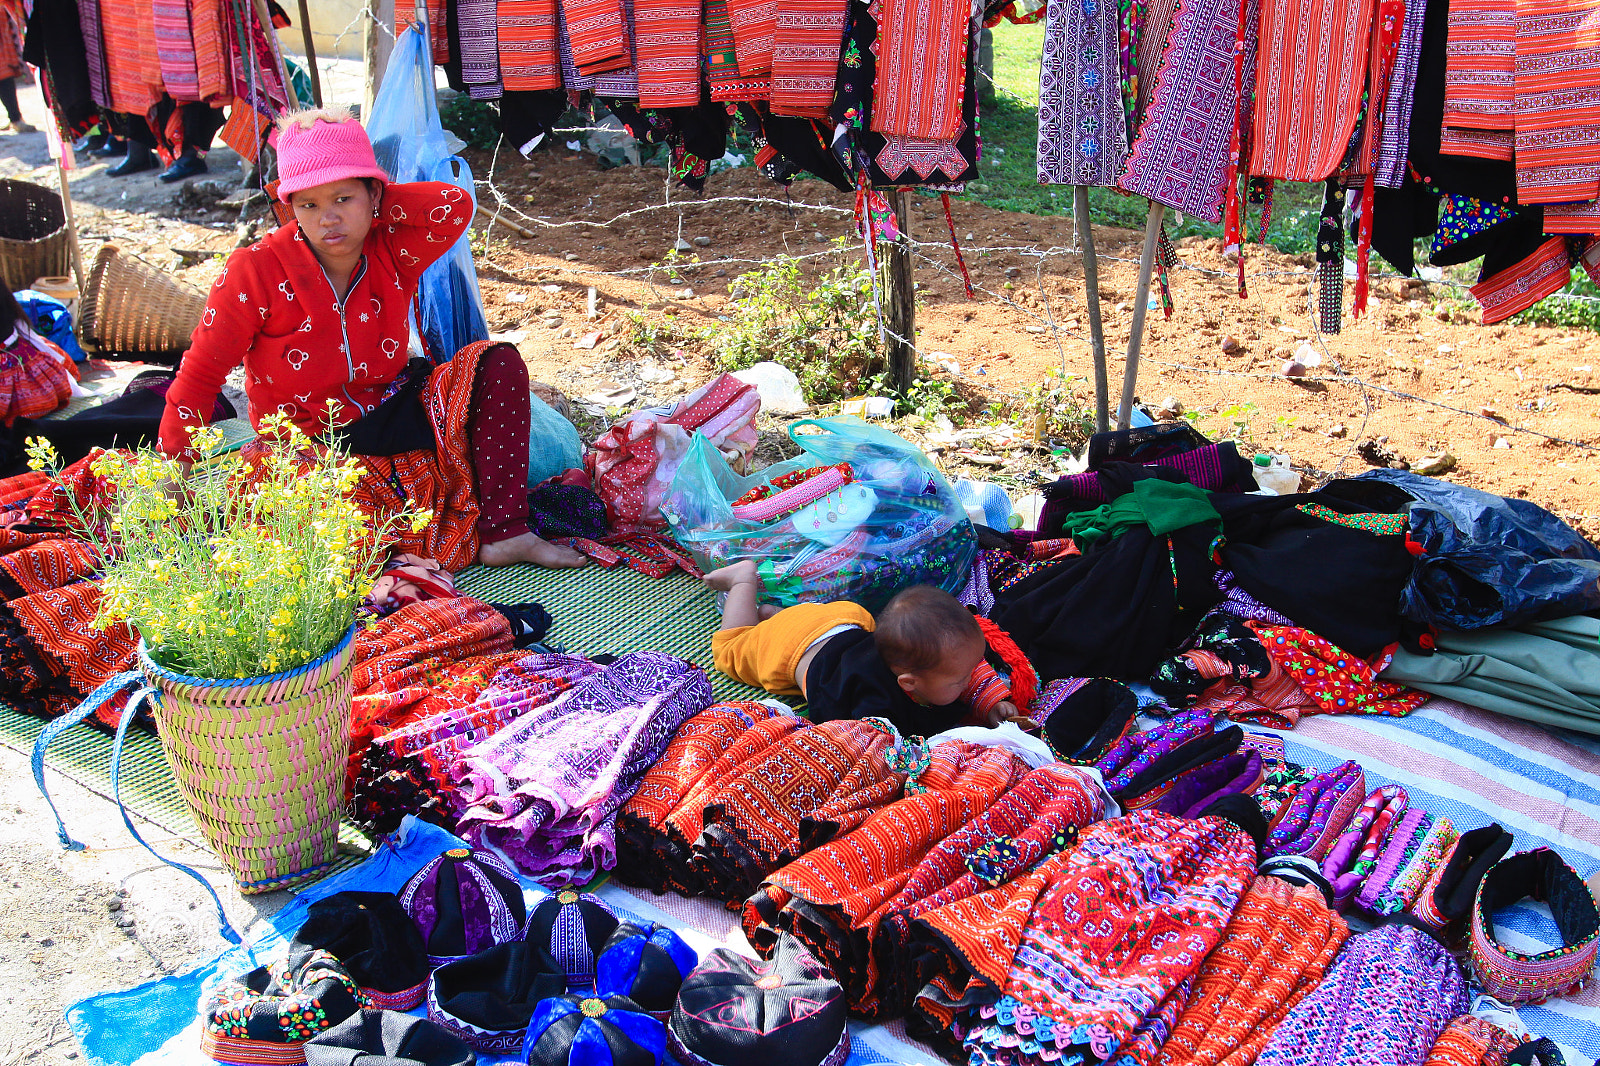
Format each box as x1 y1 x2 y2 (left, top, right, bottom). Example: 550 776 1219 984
295 0 323 107
251 0 296 103
1117 200 1165 430
363 0 397 119
1073 185 1109 434
55 163 85 294
884 189 917 398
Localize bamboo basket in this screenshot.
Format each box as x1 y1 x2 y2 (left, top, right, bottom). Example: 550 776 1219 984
79 244 208 359
0 179 71 293
140 625 357 894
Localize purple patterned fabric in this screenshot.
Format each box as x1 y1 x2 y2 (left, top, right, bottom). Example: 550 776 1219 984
1039 444 1249 534
1266 759 1366 861
1038 0 1130 186
1256 924 1467 1066
1095 707 1219 792
454 652 713 886
457 0 504 99
75 0 109 110
1213 569 1295 625
398 847 528 965
958 551 995 616
1375 0 1428 188
1118 0 1257 222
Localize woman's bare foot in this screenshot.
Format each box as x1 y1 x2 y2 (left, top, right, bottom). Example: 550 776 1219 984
703 559 760 592
478 532 590 568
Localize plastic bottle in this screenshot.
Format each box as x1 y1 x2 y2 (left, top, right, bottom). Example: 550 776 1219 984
1251 453 1301 495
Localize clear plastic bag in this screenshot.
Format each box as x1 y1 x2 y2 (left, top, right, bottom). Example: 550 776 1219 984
662 417 978 611
365 26 488 362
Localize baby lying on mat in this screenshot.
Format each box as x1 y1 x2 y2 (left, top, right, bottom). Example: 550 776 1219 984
705 560 1034 738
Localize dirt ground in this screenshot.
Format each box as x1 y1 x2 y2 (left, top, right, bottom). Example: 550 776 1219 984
3 78 1600 1059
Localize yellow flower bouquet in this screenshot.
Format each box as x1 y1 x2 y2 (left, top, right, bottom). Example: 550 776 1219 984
28 409 433 893
27 409 430 678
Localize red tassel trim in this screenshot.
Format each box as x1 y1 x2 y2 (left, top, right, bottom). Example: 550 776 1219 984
975 615 1039 712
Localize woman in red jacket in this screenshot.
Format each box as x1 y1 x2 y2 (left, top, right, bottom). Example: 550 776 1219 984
160 107 585 570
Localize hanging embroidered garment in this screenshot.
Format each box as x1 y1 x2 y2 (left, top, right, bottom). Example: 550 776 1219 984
770 0 850 118
634 0 704 106
1470 234 1574 323
1248 0 1377 180
964 810 1259 1066
871 0 972 139
1375 0 1430 187
456 0 502 98
1545 200 1600 234
1119 0 1254 222
1440 0 1515 158
1038 0 1131 185
191 0 230 102
98 0 160 115
706 0 772 97
1132 0 1182 126
726 0 778 77
74 0 110 111
1512 0 1600 204
499 0 561 91
563 0 631 74
151 0 198 101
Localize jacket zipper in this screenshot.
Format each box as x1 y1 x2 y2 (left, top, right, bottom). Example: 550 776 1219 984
317 255 368 385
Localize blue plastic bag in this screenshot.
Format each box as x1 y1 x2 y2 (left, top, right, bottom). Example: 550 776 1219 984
661 417 977 612
12 289 88 362
528 391 584 486
1356 469 1600 629
365 26 488 362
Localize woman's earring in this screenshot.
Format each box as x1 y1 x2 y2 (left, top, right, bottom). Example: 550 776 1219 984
372 204 380 218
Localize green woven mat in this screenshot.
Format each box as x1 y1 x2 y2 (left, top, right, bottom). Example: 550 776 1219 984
0 560 760 885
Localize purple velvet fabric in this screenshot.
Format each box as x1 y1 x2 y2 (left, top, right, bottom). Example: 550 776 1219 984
1256 923 1467 1066
454 652 713 886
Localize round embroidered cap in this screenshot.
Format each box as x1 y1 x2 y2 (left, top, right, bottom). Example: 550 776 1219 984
594 922 699 1019
201 949 369 1066
291 892 431 1011
426 940 568 1055
525 889 620 992
1468 847 1599 1004
520 994 666 1066
400 847 528 967
302 1010 476 1066
668 935 849 1066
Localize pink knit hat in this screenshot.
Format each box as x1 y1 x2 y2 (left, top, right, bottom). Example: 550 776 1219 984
273 113 390 202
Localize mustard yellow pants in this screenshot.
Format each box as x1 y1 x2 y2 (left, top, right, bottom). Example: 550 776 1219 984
711 601 875 695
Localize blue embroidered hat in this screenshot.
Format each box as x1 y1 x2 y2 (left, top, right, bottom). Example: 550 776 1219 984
594 922 699 1019
524 889 619 992
520 995 666 1066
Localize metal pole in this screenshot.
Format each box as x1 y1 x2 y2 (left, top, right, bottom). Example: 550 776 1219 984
1073 185 1109 434
295 0 324 107
1117 200 1165 430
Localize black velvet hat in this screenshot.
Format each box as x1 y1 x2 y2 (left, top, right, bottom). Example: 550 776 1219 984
303 1010 477 1066
524 889 620 992
201 949 368 1065
520 994 666 1066
594 922 699 1019
667 936 849 1066
292 892 432 1011
1038 677 1140 765
426 941 568 1055
400 847 529 966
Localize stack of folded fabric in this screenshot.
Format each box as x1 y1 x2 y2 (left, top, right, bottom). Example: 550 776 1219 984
455 651 714 885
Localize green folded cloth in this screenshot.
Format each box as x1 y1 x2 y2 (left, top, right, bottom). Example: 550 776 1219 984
1059 479 1221 547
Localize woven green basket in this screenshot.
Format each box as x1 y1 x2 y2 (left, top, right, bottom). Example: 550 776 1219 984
139 625 357 894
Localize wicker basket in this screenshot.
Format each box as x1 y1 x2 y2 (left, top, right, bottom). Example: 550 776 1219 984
79 243 208 359
0 179 71 293
141 626 357 894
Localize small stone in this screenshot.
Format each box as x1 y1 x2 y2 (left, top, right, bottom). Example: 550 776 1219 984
540 284 562 293
505 292 528 304
558 327 575 339
1491 434 1512 449
1158 395 1183 418
673 238 693 253
692 236 712 247
1480 405 1504 422
1281 360 1308 378
1025 325 1046 334
546 318 563 329
603 338 621 351
1220 335 1241 353
1005 267 1022 279
564 252 578 261
1114 302 1131 314
813 231 827 242
1327 423 1348 438
38 937 53 947
677 287 695 299
1413 453 1457 476
714 269 727 277
116 915 135 929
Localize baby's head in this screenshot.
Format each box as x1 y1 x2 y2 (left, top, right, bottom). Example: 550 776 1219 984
874 585 986 707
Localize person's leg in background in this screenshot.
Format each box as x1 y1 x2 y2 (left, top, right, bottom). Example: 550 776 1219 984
159 102 223 182
0 75 34 133
107 104 158 176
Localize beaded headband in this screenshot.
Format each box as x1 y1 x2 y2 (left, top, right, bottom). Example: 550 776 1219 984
1468 848 1599 1005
